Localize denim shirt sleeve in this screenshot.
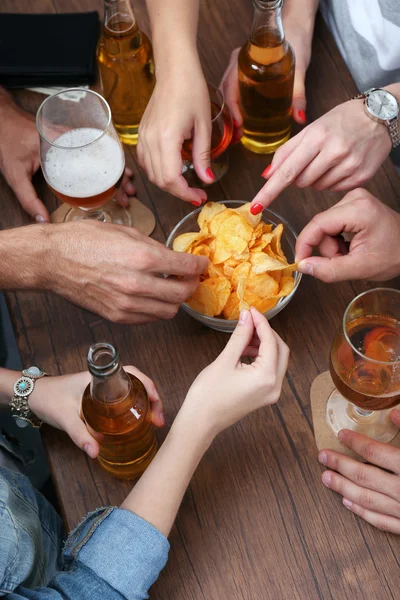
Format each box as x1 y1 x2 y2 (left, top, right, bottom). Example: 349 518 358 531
5 507 170 600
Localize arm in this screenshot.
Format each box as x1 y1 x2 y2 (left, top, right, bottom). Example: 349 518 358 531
137 0 213 204
282 0 319 122
4 309 289 598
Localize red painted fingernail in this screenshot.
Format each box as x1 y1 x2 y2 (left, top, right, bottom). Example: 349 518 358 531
191 200 202 207
233 118 240 129
250 202 263 216
297 109 307 123
261 165 272 178
231 130 242 145
206 168 216 181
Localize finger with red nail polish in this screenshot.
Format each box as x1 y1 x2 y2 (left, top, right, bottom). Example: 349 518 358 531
261 165 272 178
250 202 264 216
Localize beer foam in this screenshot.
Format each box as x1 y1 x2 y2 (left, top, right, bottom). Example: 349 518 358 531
45 128 125 198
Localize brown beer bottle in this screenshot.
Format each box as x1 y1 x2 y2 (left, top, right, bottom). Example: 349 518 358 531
238 0 295 154
97 0 155 145
82 342 158 479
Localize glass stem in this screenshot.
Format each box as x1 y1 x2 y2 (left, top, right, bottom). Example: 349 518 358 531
83 208 107 222
354 406 374 418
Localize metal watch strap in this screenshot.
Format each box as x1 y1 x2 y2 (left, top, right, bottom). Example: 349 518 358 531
9 367 47 428
387 119 400 148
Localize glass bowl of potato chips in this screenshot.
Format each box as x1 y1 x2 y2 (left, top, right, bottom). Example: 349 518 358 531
166 201 301 333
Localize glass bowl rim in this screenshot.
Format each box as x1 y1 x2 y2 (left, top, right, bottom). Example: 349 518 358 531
166 200 302 326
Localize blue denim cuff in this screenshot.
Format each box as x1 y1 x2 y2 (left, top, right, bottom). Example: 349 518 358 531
64 507 170 600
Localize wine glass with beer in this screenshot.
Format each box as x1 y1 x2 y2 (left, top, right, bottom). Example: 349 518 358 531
328 288 400 443
181 82 233 186
36 89 130 225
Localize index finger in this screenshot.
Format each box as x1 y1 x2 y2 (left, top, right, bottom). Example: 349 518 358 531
339 429 400 474
250 137 319 209
295 201 356 261
158 246 209 278
250 308 279 372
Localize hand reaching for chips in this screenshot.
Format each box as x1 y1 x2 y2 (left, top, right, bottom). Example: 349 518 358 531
173 202 297 320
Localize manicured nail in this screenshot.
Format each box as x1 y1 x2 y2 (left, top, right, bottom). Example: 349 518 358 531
84 444 95 458
297 260 313 276
297 109 307 123
261 165 272 178
191 200 202 207
233 118 240 128
35 215 48 223
250 202 263 216
125 167 133 177
239 309 249 324
321 471 331 487
318 451 327 466
343 498 352 509
206 168 216 181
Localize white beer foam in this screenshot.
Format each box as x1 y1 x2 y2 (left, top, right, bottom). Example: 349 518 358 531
45 128 124 198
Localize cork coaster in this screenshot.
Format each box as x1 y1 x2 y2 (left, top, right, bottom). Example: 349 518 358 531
311 371 400 458
50 198 156 237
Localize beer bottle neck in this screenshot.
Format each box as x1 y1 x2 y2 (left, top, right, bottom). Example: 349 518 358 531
250 0 284 47
103 0 137 33
87 342 131 404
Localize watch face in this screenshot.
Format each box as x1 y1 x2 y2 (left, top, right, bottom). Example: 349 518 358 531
367 90 399 120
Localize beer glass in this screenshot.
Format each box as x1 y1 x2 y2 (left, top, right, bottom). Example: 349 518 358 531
37 89 130 225
181 82 233 186
328 288 400 443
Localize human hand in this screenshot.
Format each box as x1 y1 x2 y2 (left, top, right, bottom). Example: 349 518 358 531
318 414 400 534
29 366 164 458
250 99 392 214
137 65 214 206
114 166 137 208
295 189 400 282
43 220 208 323
180 308 289 438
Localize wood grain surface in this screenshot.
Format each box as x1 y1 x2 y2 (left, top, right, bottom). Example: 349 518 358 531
1 1 400 598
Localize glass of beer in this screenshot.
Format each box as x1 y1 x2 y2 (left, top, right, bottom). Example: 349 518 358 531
36 88 130 225
181 82 233 186
328 288 400 443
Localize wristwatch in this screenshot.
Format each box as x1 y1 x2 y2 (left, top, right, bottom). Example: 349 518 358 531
353 88 400 149
9 367 47 428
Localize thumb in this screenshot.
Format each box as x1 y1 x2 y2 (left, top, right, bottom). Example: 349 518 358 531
292 69 307 125
390 408 400 427
220 309 255 365
192 117 214 184
64 418 100 459
12 174 49 222
297 254 366 284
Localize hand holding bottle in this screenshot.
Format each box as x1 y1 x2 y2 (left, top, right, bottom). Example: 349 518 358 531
27 365 164 460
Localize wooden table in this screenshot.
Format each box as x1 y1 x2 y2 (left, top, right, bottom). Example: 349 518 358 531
2 1 400 598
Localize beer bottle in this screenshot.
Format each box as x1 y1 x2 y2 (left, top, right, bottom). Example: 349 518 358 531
97 0 155 145
238 0 295 154
82 342 158 479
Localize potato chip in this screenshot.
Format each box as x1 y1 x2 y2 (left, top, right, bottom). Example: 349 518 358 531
235 202 262 228
232 262 251 290
223 292 240 320
175 201 297 320
198 202 226 232
203 276 231 314
173 232 213 253
187 280 219 316
246 271 279 298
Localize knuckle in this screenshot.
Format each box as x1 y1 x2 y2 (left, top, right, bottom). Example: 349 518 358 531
359 490 375 509
362 442 376 462
277 166 297 186
163 304 179 320
354 466 369 485
375 517 391 532
135 249 155 272
163 172 178 188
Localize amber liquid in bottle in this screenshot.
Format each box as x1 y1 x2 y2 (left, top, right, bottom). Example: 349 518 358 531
97 1 155 145
82 343 158 479
238 1 295 154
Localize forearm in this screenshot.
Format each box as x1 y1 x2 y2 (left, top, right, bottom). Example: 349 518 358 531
0 225 51 290
283 0 319 67
146 0 201 77
0 368 19 407
121 408 213 537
